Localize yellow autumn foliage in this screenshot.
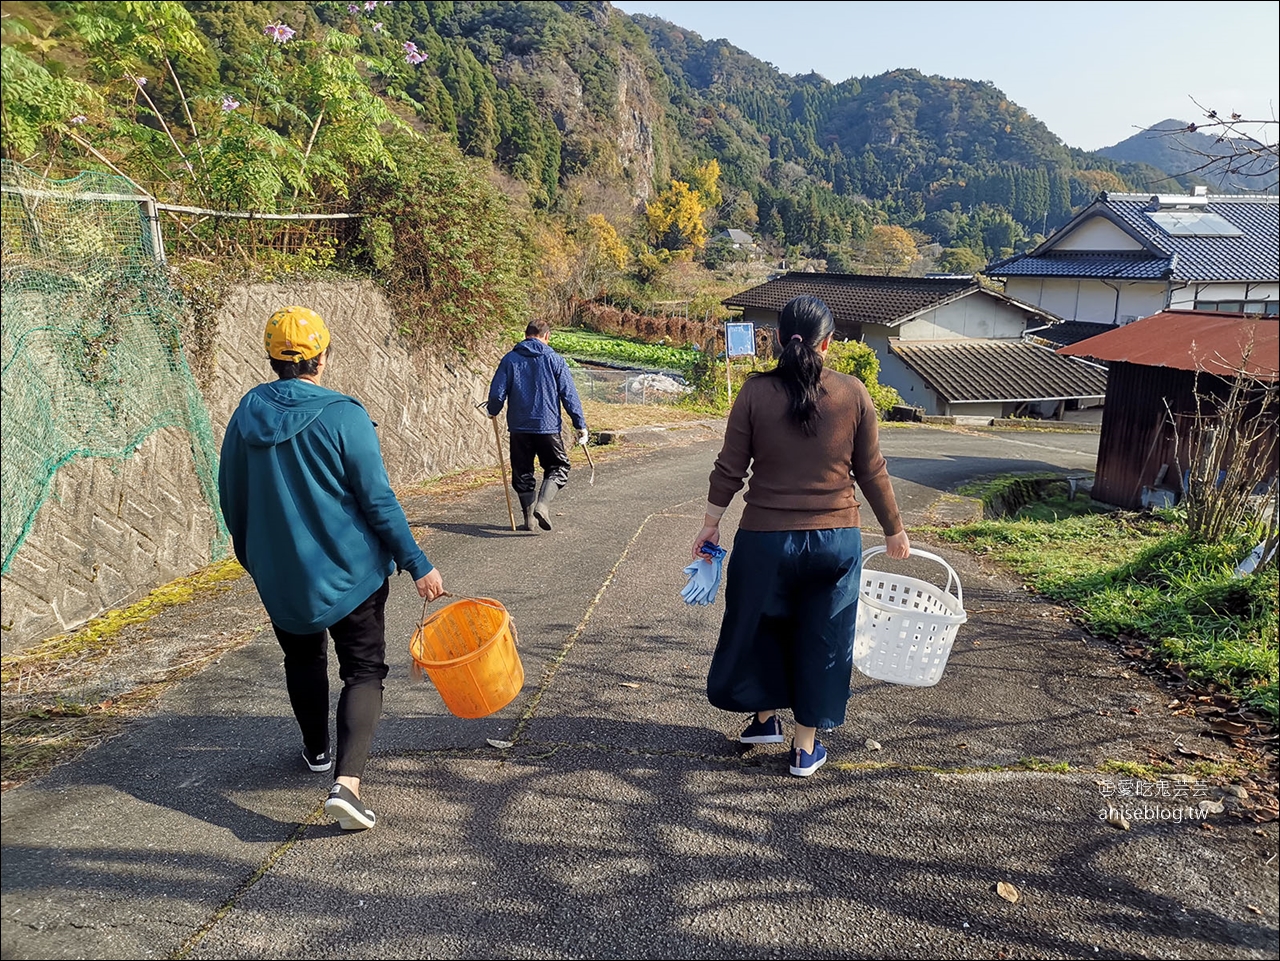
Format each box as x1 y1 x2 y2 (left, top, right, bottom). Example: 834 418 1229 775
646 180 709 252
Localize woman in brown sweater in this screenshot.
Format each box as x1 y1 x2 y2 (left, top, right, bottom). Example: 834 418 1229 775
692 295 910 776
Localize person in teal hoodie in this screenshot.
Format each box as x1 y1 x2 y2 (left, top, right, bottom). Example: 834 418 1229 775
218 306 445 831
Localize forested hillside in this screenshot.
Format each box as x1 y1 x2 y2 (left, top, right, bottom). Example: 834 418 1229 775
1 0 1199 333
1097 119 1278 192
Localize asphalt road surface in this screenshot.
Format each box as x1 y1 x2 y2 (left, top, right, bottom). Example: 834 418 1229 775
2 424 1275 960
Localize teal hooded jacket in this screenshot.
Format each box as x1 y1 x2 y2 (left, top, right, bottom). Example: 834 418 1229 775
218 379 432 634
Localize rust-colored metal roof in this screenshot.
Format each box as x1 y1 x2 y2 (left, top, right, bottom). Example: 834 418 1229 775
1058 311 1279 381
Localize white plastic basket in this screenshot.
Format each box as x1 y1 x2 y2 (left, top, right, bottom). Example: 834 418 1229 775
853 547 968 687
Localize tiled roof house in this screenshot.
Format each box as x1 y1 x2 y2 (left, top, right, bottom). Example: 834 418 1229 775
986 189 1279 325
722 273 1106 420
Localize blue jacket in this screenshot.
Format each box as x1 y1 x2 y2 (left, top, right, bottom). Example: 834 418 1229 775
218 379 432 634
486 338 586 434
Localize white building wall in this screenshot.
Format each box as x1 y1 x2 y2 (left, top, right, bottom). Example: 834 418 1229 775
897 294 1028 341
1052 217 1146 251
1004 277 1167 324
861 326 943 415
1170 282 1280 310
1114 284 1167 324
951 401 1006 420
1006 278 1079 320
742 307 779 328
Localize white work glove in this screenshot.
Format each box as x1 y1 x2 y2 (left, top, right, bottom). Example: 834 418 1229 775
680 544 727 606
577 428 589 447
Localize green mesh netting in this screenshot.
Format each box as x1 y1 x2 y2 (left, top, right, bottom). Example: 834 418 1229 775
1 160 227 574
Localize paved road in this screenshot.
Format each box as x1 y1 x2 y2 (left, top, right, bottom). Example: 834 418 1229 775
3 424 1275 960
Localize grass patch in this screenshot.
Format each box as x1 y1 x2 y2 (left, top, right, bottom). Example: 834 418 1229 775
550 329 700 371
1 559 253 789
579 399 706 431
930 507 1279 721
957 474 1101 522
1098 757 1250 781
0 558 245 686
1017 756 1072 773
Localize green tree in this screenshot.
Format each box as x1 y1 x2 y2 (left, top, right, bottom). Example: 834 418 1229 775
766 206 785 248
935 246 986 274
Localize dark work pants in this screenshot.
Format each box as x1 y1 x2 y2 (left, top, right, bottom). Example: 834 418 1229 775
509 431 571 497
272 579 390 780
707 528 863 729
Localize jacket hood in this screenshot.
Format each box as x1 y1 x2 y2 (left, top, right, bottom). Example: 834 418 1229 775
515 338 553 357
234 380 355 447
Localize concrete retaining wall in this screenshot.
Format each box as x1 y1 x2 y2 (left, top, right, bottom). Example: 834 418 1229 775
1 279 499 653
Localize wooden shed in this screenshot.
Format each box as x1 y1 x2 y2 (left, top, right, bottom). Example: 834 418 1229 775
1059 311 1279 509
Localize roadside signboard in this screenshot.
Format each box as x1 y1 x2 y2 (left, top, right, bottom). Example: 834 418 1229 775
726 322 755 358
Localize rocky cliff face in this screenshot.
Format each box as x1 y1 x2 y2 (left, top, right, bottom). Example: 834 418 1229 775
494 42 663 204
614 48 659 201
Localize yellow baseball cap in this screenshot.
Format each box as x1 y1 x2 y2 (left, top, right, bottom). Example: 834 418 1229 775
264 306 330 361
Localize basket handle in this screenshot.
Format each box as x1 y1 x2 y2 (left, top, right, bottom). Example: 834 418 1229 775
416 592 517 645
860 546 964 611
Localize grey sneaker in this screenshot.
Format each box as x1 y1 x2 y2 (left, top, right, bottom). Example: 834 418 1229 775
324 783 376 831
302 746 333 773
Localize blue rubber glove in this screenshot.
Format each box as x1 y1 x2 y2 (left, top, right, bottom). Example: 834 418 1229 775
681 543 726 606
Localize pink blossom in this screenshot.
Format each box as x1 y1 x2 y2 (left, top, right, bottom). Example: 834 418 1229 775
348 3 359 11
402 41 417 53
221 96 241 112
135 76 148 86
69 114 88 125
264 22 296 44
405 50 427 65
373 22 384 32
364 1 378 9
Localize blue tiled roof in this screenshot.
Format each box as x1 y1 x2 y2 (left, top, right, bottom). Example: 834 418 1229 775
989 252 1173 279
987 194 1278 282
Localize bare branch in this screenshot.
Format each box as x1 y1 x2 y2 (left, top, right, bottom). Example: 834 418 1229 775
1148 97 1278 190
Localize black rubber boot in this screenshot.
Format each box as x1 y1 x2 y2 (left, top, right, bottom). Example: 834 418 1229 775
532 478 559 531
516 491 537 532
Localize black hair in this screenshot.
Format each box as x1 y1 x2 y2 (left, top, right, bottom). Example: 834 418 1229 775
762 295 835 435
525 318 551 338
270 344 328 380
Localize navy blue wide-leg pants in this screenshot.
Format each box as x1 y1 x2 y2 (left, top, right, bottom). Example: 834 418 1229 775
707 527 863 729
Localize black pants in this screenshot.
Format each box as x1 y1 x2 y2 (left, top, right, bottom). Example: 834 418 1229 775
509 432 571 497
272 580 390 780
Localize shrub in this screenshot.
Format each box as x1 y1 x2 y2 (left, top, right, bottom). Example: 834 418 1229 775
355 133 534 348
824 339 903 415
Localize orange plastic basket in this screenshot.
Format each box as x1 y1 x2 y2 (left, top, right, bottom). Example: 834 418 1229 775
409 596 524 719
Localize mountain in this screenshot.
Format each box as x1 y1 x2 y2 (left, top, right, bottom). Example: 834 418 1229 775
1 0 1203 265
631 13 1176 249
1097 119 1278 193
178 0 1184 253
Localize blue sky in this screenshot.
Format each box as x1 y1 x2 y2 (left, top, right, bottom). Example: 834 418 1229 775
613 1 1280 151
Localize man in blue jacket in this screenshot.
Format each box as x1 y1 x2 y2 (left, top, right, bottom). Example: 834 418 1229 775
486 319 587 532
218 306 445 832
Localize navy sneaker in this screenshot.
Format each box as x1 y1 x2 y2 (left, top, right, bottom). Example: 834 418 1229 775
302 746 333 773
324 784 376 831
789 740 827 777
739 713 785 745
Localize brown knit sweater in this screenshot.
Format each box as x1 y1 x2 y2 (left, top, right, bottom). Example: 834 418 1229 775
707 367 904 534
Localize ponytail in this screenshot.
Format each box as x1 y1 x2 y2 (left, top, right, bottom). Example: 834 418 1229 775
763 295 835 435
